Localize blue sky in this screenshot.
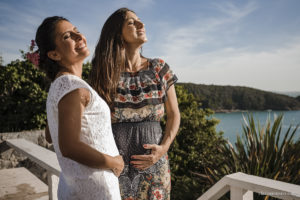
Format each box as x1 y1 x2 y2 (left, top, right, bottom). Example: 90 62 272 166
1 0 300 92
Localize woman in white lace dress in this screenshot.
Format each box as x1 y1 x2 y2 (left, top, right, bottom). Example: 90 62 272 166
35 16 124 200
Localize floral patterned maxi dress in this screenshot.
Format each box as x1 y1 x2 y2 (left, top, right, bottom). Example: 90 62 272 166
112 58 178 200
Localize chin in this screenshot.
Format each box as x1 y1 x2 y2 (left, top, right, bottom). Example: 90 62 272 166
82 49 90 58
85 50 90 57
138 38 147 44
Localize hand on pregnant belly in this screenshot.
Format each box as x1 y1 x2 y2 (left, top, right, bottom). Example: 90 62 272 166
130 144 165 170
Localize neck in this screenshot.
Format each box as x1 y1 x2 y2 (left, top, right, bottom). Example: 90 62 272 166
125 45 144 72
57 61 83 78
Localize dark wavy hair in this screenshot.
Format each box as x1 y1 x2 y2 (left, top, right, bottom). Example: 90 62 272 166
89 8 134 109
35 16 68 81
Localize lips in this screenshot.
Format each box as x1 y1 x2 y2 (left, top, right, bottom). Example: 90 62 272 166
75 43 86 50
137 28 145 34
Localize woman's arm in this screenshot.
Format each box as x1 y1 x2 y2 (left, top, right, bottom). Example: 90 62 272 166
45 123 52 143
58 88 124 176
131 85 180 170
159 84 181 152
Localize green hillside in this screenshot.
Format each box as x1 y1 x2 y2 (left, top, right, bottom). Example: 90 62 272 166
178 83 300 112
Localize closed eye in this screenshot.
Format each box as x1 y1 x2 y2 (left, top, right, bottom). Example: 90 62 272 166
63 33 71 40
128 21 134 25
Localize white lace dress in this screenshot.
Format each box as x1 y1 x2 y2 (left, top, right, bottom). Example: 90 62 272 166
46 74 121 200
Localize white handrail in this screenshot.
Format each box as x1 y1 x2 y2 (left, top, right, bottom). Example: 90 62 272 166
198 172 300 200
6 138 61 200
6 139 300 200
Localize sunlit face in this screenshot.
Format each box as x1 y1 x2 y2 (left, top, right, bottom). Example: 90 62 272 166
52 20 89 66
122 11 147 46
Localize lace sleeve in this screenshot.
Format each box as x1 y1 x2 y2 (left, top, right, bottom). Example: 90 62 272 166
52 75 91 107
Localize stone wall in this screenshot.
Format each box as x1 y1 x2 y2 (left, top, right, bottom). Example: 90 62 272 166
0 130 53 184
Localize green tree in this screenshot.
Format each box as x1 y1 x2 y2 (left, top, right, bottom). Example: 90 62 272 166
0 54 3 66
82 61 92 82
165 85 227 200
0 59 49 132
0 49 92 132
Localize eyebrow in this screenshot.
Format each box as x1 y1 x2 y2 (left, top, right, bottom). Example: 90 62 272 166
60 26 78 36
126 17 140 21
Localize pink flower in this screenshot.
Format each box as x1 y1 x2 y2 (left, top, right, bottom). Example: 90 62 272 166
31 40 35 46
26 52 39 67
30 40 36 51
26 40 39 67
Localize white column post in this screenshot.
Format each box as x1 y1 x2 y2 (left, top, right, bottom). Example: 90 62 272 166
230 186 253 200
47 172 59 200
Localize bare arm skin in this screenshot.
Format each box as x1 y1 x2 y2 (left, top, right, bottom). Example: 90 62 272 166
45 123 52 143
58 88 124 176
131 84 180 170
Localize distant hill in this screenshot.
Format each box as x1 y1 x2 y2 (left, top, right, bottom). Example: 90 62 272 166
178 83 300 112
274 91 300 98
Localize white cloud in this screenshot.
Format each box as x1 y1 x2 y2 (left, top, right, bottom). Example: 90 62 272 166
147 1 300 91
168 40 300 92
158 1 258 55
212 1 258 19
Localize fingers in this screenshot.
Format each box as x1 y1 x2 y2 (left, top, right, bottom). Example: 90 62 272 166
132 162 151 170
113 155 124 177
130 160 150 165
130 144 163 170
131 154 153 160
112 168 122 177
131 155 155 170
143 144 157 150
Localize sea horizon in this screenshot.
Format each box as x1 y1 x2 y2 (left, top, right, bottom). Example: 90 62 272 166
213 110 300 144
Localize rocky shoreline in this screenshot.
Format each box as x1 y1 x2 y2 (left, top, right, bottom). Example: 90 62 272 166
0 130 52 184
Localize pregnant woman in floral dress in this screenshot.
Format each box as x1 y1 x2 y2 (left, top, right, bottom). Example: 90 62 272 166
90 8 180 199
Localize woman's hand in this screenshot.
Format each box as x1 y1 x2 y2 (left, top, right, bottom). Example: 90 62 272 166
112 155 124 177
130 144 166 170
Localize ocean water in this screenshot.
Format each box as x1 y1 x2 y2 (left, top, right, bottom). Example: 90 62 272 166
213 110 300 144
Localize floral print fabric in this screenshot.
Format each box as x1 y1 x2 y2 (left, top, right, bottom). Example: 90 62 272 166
111 58 177 199
111 58 178 123
112 122 171 200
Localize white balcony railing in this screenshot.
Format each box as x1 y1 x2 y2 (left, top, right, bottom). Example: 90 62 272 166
6 138 60 200
197 172 300 200
5 138 300 200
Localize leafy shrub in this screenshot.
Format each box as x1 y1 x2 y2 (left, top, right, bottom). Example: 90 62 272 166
163 85 227 200
0 59 49 132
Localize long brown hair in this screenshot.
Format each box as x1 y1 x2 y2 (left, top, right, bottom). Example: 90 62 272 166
35 16 69 81
90 8 134 109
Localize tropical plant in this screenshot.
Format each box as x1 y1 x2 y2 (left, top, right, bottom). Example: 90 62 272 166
205 113 300 199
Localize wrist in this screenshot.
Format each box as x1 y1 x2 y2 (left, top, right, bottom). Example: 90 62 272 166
160 144 170 155
104 154 116 170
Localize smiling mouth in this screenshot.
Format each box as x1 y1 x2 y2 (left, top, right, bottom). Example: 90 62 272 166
75 43 86 50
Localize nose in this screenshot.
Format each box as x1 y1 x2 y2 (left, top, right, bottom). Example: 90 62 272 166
71 32 83 41
135 20 144 29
